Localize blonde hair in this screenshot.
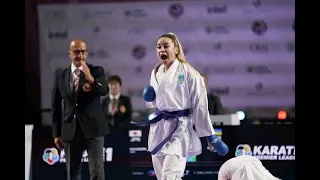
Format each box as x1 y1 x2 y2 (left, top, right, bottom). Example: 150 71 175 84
157 32 199 76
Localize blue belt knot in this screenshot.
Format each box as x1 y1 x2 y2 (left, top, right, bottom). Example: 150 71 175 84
131 108 191 155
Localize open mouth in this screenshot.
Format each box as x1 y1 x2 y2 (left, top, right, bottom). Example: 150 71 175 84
160 55 168 60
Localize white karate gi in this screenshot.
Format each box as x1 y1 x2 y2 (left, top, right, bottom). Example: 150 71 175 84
218 155 281 180
146 60 216 180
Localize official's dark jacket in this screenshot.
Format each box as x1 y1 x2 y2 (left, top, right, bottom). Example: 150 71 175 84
101 95 132 130
207 93 224 115
51 63 109 141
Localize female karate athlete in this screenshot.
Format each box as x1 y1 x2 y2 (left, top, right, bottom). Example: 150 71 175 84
218 155 281 180
135 32 228 180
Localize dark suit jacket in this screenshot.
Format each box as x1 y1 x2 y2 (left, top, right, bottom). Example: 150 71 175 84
51 63 110 141
207 93 224 115
101 95 132 130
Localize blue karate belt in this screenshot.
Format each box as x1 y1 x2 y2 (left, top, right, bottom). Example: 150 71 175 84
131 108 191 155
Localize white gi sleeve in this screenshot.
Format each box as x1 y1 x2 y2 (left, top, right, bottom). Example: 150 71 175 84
218 158 234 180
218 170 229 180
189 74 215 137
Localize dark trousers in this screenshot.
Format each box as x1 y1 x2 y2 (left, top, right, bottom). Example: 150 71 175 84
106 127 131 179
63 122 105 180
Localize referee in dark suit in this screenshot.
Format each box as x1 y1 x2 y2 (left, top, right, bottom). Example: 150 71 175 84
101 75 132 179
101 75 132 130
51 39 109 180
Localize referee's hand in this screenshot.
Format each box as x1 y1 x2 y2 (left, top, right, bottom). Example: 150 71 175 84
54 137 64 150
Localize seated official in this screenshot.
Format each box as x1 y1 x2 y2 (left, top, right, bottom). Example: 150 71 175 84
101 75 132 131
201 73 225 115
101 75 132 179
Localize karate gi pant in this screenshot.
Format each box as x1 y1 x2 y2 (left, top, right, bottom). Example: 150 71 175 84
152 154 187 180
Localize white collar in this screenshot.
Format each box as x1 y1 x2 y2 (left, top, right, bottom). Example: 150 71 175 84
159 59 179 73
109 93 121 100
71 63 83 73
